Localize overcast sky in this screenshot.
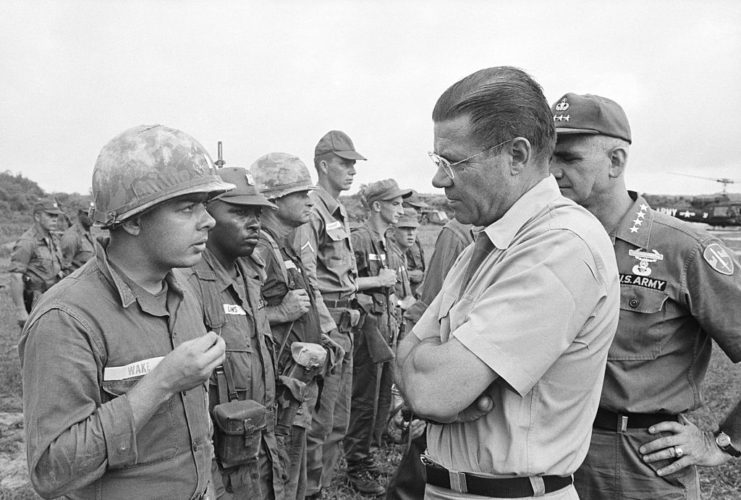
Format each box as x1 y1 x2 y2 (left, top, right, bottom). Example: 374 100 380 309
2 0 740 198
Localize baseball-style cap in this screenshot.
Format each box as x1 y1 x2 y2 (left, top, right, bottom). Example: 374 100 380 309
33 199 63 215
551 93 632 144
362 179 413 206
396 208 420 228
314 130 367 161
214 167 277 209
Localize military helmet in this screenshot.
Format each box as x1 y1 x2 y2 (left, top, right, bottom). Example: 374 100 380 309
249 152 315 200
91 125 234 228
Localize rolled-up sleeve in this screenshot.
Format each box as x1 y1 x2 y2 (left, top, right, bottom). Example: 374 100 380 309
20 308 137 498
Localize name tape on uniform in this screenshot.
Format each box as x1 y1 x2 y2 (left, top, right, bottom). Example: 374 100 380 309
104 356 164 381
223 304 247 315
326 221 342 231
619 274 667 291
368 253 387 262
284 260 297 270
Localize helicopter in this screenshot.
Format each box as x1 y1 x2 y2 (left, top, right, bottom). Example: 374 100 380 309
651 173 741 227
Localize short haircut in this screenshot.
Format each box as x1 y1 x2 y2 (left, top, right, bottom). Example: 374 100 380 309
432 66 556 162
314 152 334 171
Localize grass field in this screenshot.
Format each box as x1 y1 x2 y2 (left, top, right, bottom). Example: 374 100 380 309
0 224 739 499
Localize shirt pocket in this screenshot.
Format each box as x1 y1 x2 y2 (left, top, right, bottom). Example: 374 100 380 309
325 225 349 261
608 286 670 360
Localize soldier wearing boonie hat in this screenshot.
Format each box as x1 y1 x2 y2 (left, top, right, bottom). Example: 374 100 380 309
180 165 284 499
344 178 412 496
20 124 232 499
297 131 366 499
9 198 67 325
249 152 326 500
551 94 741 500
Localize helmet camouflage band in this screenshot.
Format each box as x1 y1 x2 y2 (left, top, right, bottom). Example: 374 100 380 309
91 125 234 228
249 152 315 200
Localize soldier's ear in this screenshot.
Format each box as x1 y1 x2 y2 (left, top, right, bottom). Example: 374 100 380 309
608 146 628 179
372 200 381 212
120 216 142 236
317 160 329 176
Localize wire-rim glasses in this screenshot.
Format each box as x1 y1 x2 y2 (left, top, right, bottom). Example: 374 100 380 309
428 139 513 180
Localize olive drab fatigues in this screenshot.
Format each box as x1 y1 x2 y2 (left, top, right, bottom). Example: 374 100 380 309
346 224 407 468
405 239 425 297
575 193 741 500
254 227 323 500
9 225 66 312
295 186 358 497
61 222 95 271
185 250 282 500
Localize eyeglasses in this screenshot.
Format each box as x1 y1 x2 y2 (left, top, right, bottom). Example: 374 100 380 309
428 139 512 180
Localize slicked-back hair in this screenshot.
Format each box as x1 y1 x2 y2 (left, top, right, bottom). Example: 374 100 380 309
432 66 556 163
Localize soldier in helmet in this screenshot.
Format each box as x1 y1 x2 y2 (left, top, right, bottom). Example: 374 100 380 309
181 166 282 500
250 153 327 499
9 198 66 327
19 125 232 499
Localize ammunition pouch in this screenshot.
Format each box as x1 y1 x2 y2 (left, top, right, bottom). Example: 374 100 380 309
212 365 267 469
328 306 359 334
320 333 346 375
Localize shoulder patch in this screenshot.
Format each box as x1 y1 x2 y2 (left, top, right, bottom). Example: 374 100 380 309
703 243 734 275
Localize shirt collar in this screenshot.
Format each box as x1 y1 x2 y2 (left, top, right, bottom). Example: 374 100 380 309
613 191 653 248
481 175 563 249
313 185 347 219
94 237 184 309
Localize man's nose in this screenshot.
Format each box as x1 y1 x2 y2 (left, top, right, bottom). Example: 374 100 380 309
432 167 452 189
550 165 563 179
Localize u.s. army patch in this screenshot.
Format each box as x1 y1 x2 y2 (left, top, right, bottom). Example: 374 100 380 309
703 243 734 275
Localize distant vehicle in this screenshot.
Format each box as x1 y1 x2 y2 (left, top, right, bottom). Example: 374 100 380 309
654 173 741 227
419 209 449 225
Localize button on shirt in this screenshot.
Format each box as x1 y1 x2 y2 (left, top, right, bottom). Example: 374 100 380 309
602 193 741 414
19 238 212 500
295 186 358 333
413 176 620 476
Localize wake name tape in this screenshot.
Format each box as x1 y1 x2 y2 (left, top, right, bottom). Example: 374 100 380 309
104 356 164 381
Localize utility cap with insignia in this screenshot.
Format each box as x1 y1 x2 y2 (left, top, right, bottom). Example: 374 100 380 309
249 152 316 200
213 167 277 209
551 93 632 144
314 130 367 161
361 178 413 207
33 198 63 215
396 207 420 228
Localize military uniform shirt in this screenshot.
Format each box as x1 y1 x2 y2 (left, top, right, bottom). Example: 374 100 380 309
601 193 741 414
61 222 95 271
19 238 212 500
413 177 620 476
295 186 358 333
9 225 64 288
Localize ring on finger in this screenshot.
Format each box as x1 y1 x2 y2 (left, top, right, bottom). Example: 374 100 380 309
674 445 684 458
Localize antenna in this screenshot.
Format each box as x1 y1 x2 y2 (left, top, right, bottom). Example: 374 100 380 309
214 141 225 168
670 172 738 194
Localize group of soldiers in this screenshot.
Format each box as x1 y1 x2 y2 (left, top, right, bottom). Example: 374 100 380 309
14 64 741 500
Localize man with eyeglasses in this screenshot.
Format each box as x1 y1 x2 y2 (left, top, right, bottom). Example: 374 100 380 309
395 66 620 500
550 93 741 500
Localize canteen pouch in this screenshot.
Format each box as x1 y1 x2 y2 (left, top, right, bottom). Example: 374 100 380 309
356 294 395 363
212 399 267 469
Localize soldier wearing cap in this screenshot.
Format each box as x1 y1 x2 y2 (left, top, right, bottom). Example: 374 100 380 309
551 93 741 499
180 166 282 499
249 153 327 500
345 178 412 496
9 198 67 327
61 203 95 272
396 67 620 500
391 206 425 297
19 125 231 499
295 130 365 498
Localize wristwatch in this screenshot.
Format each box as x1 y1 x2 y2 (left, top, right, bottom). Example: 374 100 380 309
715 431 741 458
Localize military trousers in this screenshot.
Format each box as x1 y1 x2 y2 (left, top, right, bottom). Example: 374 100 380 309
575 426 700 500
305 327 353 495
344 328 394 467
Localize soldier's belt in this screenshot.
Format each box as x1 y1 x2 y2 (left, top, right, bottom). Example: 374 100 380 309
594 408 678 432
324 298 353 309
